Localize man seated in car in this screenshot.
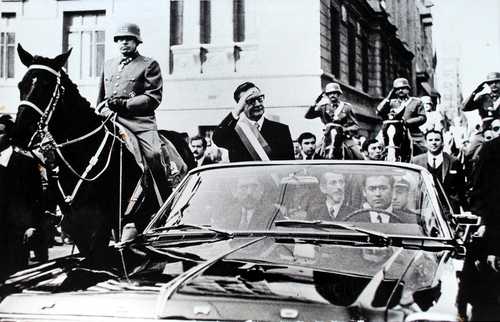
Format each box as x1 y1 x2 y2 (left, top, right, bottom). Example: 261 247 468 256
313 172 355 221
353 174 418 223
218 176 278 230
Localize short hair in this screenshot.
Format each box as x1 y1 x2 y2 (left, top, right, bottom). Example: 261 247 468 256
233 81 259 102
297 132 316 145
362 174 395 189
190 135 207 149
424 129 443 141
361 139 381 152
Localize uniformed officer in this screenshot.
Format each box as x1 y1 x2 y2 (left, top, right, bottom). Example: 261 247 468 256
305 82 364 159
463 71 500 130
96 22 170 205
376 77 427 155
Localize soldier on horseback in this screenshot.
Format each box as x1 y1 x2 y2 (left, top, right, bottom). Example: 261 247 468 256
376 77 427 162
96 22 170 211
305 82 364 160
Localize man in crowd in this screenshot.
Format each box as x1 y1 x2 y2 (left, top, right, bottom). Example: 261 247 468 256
358 175 417 223
212 82 294 162
411 130 466 213
467 126 500 320
392 177 414 213
96 22 170 205
296 132 322 160
361 139 385 161
463 72 500 130
420 95 445 133
219 176 275 230
316 172 354 221
305 82 363 159
376 77 427 155
190 135 215 167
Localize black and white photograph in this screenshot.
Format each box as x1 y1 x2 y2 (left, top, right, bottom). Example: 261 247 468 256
0 0 498 321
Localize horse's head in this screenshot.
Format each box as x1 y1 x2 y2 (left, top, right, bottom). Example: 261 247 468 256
12 44 72 149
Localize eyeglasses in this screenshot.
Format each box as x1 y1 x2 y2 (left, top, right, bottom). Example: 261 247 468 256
245 94 265 105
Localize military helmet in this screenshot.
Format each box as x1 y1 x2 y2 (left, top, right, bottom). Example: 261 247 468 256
114 22 142 43
393 77 411 89
324 82 343 94
485 72 500 83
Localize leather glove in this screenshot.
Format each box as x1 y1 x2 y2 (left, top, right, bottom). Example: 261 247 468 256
314 92 324 104
107 98 127 112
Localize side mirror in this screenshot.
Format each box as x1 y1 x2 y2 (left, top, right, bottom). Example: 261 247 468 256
454 212 481 226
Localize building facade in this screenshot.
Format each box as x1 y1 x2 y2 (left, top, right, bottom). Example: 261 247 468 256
0 0 435 140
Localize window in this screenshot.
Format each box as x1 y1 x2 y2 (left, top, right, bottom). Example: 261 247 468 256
0 12 16 79
330 5 340 78
200 0 211 44
362 36 369 92
170 0 184 74
347 23 356 86
233 0 245 42
63 11 105 80
170 0 184 46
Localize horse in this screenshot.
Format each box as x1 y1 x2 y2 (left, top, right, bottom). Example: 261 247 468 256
380 118 412 162
11 44 186 266
318 122 363 160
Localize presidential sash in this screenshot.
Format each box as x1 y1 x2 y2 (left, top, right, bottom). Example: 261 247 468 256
234 118 272 161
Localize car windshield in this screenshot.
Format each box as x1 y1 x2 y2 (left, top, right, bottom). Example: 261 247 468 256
148 163 448 238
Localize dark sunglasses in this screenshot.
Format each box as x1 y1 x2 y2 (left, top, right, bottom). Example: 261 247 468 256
246 94 265 105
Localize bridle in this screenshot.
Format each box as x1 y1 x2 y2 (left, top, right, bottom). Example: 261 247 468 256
16 64 120 204
19 64 63 149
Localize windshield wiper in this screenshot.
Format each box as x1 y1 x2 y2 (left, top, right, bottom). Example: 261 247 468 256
274 219 390 245
147 223 234 239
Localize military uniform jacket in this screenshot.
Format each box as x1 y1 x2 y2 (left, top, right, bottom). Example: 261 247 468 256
97 53 163 133
305 101 360 135
463 93 500 122
377 97 426 137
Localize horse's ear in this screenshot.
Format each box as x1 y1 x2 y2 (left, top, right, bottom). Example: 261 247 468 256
53 48 72 70
17 44 34 67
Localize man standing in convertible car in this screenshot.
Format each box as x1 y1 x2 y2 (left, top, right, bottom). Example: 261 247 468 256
212 82 294 162
96 22 170 212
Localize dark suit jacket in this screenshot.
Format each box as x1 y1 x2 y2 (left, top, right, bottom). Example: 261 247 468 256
348 208 418 224
411 152 466 213
212 113 294 162
311 196 356 222
198 156 216 166
217 202 279 230
471 136 500 255
377 97 426 137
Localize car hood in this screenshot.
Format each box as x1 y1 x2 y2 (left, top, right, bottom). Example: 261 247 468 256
0 236 462 321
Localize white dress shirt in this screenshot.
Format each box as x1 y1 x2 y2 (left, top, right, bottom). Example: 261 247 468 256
427 152 443 169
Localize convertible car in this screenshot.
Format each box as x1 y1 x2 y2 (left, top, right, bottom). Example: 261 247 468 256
0 161 478 321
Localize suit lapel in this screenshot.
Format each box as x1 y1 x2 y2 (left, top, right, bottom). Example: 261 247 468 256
442 153 451 181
